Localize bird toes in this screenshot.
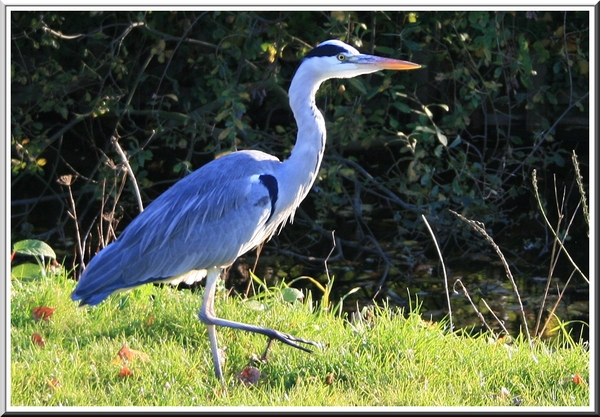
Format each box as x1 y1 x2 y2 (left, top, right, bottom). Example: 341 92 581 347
268 329 322 353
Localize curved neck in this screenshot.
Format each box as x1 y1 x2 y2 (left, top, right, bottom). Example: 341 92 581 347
279 69 328 209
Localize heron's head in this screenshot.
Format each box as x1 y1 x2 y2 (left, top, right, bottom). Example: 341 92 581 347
299 39 421 81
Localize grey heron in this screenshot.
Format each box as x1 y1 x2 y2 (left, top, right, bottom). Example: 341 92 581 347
71 39 420 384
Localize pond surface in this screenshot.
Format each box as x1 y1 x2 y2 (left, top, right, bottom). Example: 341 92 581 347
223 255 590 345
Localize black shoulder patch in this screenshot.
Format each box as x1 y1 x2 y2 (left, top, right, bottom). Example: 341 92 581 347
259 174 278 221
304 43 347 59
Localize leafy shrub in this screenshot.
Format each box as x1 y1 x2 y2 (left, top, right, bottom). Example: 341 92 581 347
11 10 589 287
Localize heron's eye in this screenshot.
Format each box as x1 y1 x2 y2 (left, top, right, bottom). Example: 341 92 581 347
337 54 345 61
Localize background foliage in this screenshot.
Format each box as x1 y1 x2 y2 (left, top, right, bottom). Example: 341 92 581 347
11 10 590 301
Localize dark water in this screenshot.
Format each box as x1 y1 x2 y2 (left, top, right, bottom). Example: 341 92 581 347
222 255 590 344
339 266 588 343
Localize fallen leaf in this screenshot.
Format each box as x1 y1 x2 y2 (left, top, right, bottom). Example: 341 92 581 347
572 373 587 387
32 306 56 322
325 372 335 385
49 259 62 274
129 347 149 362
144 314 155 326
32 333 46 348
119 365 133 377
235 366 261 386
114 344 150 364
117 344 134 362
47 378 60 390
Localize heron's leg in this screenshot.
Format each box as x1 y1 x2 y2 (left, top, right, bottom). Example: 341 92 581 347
201 297 321 353
198 268 225 383
199 267 322 382
260 338 275 361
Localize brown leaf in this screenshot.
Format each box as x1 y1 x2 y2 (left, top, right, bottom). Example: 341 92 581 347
47 378 61 390
119 365 133 377
32 333 46 348
325 372 335 385
32 306 56 322
572 373 587 387
144 314 155 327
115 344 149 364
49 259 62 275
129 347 149 362
117 344 134 362
235 366 261 386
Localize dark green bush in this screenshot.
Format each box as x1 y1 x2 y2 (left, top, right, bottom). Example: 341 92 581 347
11 10 589 290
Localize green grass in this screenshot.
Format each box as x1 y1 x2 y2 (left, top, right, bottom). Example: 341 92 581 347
9 268 590 408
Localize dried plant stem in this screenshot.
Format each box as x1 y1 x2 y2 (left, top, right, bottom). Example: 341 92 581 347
57 176 84 270
480 298 510 336
453 279 494 336
538 270 577 338
531 169 588 284
533 173 583 337
111 135 144 214
533 175 565 337
422 214 453 331
571 150 589 235
450 210 533 347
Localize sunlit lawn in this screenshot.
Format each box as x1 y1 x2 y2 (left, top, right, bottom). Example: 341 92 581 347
9 266 590 409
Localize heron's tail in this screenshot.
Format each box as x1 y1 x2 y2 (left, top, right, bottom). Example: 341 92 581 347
71 241 129 306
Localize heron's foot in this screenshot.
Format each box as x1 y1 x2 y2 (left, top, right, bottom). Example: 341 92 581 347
260 328 322 361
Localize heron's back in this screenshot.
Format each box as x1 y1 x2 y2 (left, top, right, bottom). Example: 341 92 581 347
72 150 286 305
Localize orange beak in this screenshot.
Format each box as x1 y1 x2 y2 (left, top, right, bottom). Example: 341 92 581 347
353 54 421 71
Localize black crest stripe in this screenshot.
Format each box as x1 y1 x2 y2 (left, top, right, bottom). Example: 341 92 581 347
304 44 347 59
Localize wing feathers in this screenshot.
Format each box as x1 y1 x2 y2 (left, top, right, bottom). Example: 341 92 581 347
72 151 281 305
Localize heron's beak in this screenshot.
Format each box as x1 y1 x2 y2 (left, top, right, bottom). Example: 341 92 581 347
353 54 421 71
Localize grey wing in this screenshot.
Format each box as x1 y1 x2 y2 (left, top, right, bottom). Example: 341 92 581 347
123 174 275 277
72 160 278 305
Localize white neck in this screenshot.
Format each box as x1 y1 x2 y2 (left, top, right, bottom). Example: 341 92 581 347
277 65 329 213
